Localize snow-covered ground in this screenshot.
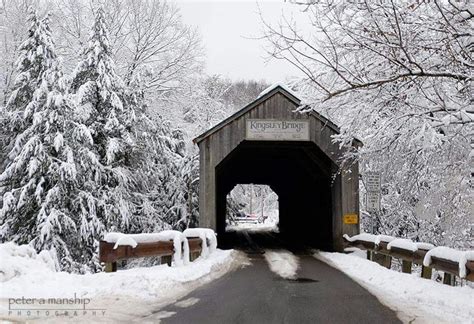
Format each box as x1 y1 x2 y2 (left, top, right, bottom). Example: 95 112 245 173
0 243 245 323
315 251 474 324
264 250 299 279
226 216 279 233
226 222 279 233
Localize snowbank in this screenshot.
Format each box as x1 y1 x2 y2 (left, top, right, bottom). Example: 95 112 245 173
423 247 474 278
0 242 245 322
0 244 238 300
183 228 217 258
316 251 474 324
104 230 190 265
0 243 57 282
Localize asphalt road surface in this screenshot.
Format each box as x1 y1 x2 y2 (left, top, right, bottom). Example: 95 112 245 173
151 241 401 323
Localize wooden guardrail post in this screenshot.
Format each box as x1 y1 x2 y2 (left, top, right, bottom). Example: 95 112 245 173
443 273 455 286
188 237 203 261
372 252 392 269
421 265 432 279
402 260 412 274
105 262 117 273
382 255 392 269
162 255 172 266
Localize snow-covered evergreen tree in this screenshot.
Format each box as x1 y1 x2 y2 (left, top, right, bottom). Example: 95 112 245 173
67 7 141 269
0 13 88 271
1 10 56 172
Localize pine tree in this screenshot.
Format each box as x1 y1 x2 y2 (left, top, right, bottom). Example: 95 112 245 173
0 14 90 271
1 10 56 172
68 7 140 269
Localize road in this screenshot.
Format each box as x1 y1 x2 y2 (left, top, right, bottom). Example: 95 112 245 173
146 233 401 324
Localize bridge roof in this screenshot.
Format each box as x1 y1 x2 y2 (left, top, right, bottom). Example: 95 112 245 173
193 85 353 145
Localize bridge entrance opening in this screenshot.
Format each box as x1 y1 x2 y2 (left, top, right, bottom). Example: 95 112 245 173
225 184 279 234
216 140 334 250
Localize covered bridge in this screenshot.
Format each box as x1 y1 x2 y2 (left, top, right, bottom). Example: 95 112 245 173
193 85 361 251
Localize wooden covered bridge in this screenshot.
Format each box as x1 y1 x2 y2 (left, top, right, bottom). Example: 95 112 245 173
193 85 361 251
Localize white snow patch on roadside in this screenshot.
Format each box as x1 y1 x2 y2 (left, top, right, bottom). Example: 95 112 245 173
174 297 200 308
0 243 57 282
315 251 474 324
0 242 248 323
264 250 299 279
344 247 367 259
152 311 176 321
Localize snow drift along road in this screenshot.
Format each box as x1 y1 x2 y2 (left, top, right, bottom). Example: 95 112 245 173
315 251 474 324
0 242 246 323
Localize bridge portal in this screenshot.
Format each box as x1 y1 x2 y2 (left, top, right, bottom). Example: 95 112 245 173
194 85 361 251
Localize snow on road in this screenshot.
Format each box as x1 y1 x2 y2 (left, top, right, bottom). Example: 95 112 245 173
264 250 299 279
0 243 246 323
315 251 474 324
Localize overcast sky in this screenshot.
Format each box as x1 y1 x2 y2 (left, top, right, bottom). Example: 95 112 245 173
177 0 309 83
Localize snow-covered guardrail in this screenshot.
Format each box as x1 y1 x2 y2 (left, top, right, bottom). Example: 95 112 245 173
99 229 217 272
343 234 474 285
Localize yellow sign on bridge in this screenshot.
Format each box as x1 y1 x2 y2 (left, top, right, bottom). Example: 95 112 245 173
343 214 359 224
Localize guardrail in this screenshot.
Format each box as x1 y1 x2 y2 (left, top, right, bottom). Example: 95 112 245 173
343 235 474 285
99 237 203 272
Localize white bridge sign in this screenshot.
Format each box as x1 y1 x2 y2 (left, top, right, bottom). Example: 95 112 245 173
365 171 381 212
366 191 381 212
246 119 310 141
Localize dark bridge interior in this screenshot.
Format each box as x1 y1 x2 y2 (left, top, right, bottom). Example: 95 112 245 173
216 141 336 251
